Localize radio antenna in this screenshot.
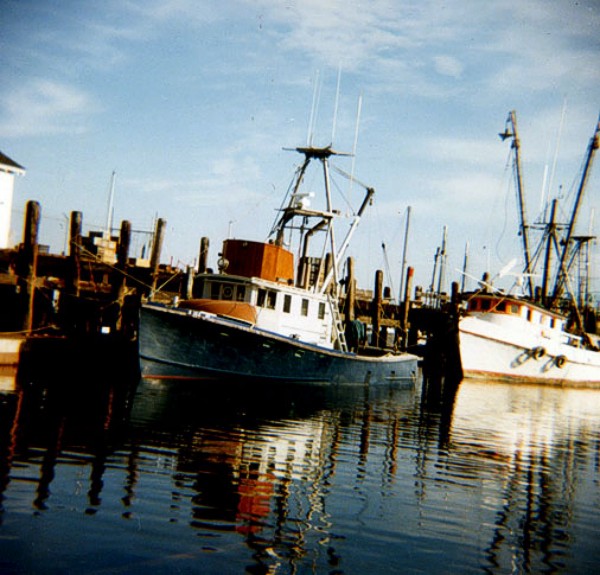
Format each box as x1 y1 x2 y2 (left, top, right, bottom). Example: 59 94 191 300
331 65 342 145
307 70 321 146
349 93 363 195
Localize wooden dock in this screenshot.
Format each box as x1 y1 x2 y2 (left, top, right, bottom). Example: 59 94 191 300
1 201 462 385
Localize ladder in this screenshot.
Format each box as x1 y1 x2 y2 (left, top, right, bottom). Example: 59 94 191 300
328 295 348 352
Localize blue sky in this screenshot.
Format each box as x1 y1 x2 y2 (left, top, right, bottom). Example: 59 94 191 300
1 0 599 296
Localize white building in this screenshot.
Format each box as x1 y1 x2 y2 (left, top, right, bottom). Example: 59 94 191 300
0 151 26 249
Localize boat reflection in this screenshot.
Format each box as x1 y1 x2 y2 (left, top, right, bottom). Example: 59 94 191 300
0 370 598 574
449 380 600 573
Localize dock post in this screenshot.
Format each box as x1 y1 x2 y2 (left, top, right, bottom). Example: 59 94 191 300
18 200 40 332
400 266 414 350
371 269 383 347
149 218 166 298
343 256 356 322
184 265 194 299
67 211 82 297
198 237 209 274
112 220 131 332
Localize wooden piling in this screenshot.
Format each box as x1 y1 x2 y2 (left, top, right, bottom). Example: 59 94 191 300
184 265 194 299
198 237 209 274
19 200 40 332
149 218 166 297
371 269 383 347
343 256 356 322
67 211 82 297
112 220 131 331
400 266 414 350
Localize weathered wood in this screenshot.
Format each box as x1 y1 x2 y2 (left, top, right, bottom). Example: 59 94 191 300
19 200 41 332
184 265 194 299
198 237 210 273
399 266 414 350
149 218 166 297
112 220 131 331
343 256 356 322
371 269 383 347
67 210 82 297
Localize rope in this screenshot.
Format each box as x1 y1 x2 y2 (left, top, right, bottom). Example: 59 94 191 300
0 325 61 336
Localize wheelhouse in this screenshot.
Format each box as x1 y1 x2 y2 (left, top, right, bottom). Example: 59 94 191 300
466 295 566 333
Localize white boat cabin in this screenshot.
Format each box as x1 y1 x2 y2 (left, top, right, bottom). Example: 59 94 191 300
191 239 339 349
465 294 581 347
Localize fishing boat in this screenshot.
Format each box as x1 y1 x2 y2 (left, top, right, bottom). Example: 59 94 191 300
139 145 419 384
458 112 600 387
459 292 600 385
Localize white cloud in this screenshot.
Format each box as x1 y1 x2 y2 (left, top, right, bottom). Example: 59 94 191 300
433 55 463 78
0 79 95 138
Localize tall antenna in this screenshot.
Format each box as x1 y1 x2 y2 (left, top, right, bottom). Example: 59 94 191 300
331 65 342 145
307 70 321 146
349 93 363 196
547 98 567 202
105 170 116 235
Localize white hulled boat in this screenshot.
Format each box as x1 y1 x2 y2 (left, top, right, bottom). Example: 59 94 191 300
460 292 600 386
458 112 600 387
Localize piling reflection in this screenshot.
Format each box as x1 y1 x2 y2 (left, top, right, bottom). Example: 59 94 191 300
0 370 598 574
0 366 138 524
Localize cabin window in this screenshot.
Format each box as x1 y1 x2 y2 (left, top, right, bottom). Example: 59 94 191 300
283 294 292 313
496 302 506 312
318 302 326 319
550 318 556 329
211 283 220 299
527 309 532 322
222 285 234 300
257 289 276 309
510 304 519 314
257 289 266 307
481 300 491 311
301 298 309 316
236 286 246 301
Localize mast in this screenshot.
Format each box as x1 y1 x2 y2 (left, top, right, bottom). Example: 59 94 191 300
105 170 116 236
541 198 558 305
398 206 411 304
500 111 534 298
550 115 600 306
271 145 370 295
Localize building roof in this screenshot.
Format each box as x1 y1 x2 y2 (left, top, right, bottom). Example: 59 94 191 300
0 150 26 174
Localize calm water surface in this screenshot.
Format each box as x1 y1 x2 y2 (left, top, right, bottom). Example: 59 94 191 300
0 369 599 574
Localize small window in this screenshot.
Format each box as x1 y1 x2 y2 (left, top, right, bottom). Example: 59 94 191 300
527 309 532 321
267 291 277 309
211 283 220 299
481 300 491 311
318 302 326 319
550 318 555 328
236 286 246 301
257 289 266 307
496 302 506 312
222 285 234 300
283 294 292 313
301 299 309 316
510 304 519 314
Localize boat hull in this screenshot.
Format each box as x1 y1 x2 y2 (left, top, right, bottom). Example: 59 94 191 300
140 303 419 385
459 316 600 387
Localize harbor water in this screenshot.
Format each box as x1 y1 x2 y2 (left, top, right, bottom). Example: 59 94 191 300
0 370 599 574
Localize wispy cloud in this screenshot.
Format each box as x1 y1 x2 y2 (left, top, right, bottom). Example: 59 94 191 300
0 79 96 138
